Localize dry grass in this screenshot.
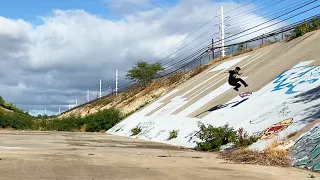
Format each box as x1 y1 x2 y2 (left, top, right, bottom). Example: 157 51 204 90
189 64 210 78
219 140 291 167
168 72 186 84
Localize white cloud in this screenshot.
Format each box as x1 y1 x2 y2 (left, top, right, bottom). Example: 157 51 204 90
0 0 287 115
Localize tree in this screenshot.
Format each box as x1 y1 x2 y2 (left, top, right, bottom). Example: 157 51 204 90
126 61 164 86
311 17 320 31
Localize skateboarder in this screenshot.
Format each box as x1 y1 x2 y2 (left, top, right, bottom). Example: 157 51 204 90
224 67 248 91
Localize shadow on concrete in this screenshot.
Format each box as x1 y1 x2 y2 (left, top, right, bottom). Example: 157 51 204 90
292 86 320 123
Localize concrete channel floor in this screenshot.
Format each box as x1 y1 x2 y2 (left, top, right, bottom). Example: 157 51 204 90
0 130 318 180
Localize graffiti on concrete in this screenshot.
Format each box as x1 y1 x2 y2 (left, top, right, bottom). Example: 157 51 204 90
153 129 166 139
291 123 320 172
114 124 126 133
134 121 155 139
272 66 320 94
260 118 293 139
249 102 291 124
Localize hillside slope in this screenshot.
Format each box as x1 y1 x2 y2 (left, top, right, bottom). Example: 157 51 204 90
107 29 320 151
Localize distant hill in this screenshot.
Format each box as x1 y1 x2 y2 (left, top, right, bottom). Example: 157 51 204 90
0 96 25 114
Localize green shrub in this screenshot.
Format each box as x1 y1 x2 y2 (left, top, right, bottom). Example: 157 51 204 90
291 17 320 39
0 107 124 132
131 126 142 136
196 123 237 151
168 130 179 140
195 123 260 152
0 109 35 130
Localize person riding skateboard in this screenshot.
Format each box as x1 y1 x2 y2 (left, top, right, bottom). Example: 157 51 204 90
224 67 248 91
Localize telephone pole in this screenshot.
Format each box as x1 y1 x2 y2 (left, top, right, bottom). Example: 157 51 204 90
99 79 102 98
115 69 118 95
87 90 90 102
220 6 226 58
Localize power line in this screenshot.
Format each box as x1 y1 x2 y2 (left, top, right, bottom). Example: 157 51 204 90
157 27 220 67
161 1 320 72
225 0 285 22
148 0 260 64
153 0 296 69
227 0 314 30
215 0 319 45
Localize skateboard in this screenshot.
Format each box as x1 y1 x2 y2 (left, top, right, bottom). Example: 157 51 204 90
239 91 252 98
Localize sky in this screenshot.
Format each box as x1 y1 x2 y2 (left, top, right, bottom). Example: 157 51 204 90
0 0 319 116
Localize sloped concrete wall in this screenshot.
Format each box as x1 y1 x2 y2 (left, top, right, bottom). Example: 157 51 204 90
107 59 320 149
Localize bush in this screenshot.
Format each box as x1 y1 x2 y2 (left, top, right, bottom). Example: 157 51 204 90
195 123 260 151
196 123 237 151
0 109 35 130
131 126 142 136
291 17 320 39
0 107 124 132
168 130 179 140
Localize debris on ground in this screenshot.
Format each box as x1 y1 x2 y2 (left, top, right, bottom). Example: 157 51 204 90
218 147 291 167
309 174 316 178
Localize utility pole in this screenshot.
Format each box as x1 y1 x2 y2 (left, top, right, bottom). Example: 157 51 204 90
115 69 118 95
220 6 226 58
87 90 90 102
69 104 71 110
212 39 214 59
75 98 78 106
99 79 102 98
109 85 111 95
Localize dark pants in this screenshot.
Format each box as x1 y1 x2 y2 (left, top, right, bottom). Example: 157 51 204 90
229 78 248 89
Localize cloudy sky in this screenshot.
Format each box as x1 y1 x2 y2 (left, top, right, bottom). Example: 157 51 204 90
0 0 319 116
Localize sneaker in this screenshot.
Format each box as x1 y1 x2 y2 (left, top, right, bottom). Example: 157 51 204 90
245 84 249 87
233 87 239 91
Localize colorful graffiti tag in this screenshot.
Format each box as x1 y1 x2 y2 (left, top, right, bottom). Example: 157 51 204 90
272 65 320 94
260 118 293 139
291 123 320 172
